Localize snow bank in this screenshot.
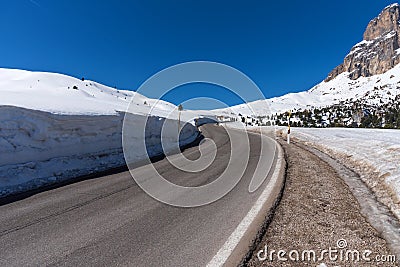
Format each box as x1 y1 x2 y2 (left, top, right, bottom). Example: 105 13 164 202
0 106 198 197
280 127 400 220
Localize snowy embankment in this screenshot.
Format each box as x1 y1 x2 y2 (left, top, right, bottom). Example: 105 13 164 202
280 127 400 220
0 68 199 197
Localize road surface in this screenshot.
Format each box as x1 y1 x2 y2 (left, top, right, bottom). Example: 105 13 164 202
0 124 279 267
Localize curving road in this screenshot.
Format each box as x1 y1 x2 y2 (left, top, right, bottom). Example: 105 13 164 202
0 124 280 267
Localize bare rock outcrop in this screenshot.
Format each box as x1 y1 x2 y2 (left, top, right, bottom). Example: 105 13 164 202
326 3 400 81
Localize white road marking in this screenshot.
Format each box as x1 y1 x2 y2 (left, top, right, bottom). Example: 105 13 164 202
206 142 284 266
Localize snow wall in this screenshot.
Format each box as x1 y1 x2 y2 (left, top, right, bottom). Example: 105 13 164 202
0 106 199 196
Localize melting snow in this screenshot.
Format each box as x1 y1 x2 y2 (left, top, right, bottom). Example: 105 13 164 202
288 127 400 220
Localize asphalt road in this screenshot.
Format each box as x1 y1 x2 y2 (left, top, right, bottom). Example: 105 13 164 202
0 124 278 267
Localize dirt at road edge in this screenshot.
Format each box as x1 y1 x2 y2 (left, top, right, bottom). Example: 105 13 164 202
246 140 397 267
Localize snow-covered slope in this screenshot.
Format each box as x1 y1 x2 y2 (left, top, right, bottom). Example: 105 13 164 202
0 68 198 197
0 68 176 116
213 63 400 117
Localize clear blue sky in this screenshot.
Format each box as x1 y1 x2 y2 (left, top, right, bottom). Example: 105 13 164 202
0 1 396 109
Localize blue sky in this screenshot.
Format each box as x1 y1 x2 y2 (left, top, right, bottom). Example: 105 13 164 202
0 1 397 109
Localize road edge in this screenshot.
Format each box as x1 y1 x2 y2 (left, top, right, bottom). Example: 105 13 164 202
293 139 400 263
206 134 287 267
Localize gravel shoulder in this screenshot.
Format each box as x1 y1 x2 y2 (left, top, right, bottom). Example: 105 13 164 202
246 139 397 267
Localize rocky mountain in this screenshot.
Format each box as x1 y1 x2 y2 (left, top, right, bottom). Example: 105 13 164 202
326 3 400 81
212 3 400 129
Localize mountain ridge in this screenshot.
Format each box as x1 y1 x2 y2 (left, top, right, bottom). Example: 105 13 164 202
212 3 400 125
326 3 400 81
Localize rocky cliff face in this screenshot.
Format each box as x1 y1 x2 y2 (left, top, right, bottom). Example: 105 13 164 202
325 3 400 82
